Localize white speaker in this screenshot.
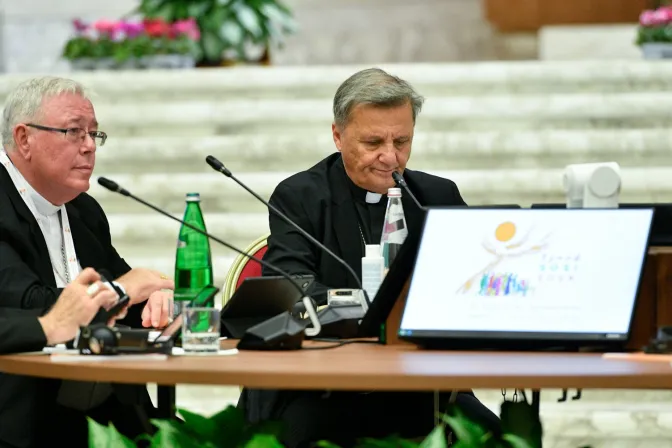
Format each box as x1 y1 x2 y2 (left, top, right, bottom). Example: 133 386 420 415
563 162 622 209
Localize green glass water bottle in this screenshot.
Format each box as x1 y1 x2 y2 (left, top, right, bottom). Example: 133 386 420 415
174 192 213 316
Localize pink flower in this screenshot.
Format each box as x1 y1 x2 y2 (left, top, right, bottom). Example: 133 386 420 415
93 19 117 36
72 19 88 34
640 10 659 26
172 18 200 40
143 18 171 37
120 21 145 39
640 7 672 27
659 6 672 23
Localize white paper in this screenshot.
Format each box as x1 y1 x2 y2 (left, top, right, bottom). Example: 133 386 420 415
47 347 238 362
171 348 238 356
50 353 169 362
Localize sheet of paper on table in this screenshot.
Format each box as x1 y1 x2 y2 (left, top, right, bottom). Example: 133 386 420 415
48 348 238 362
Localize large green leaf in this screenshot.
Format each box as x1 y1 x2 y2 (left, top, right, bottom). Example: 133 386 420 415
441 412 487 446
316 442 342 448
501 434 534 448
201 31 225 61
146 0 181 21
354 435 419 448
201 6 229 36
87 419 135 448
234 2 264 38
149 419 217 448
499 401 542 448
419 425 447 448
220 19 245 46
189 2 212 18
138 0 170 15
260 3 298 33
244 434 284 448
179 408 219 439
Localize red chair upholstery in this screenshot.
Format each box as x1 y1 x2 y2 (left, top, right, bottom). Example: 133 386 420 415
234 245 268 289
222 234 269 305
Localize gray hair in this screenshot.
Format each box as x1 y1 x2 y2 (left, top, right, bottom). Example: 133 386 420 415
333 68 425 129
2 76 91 149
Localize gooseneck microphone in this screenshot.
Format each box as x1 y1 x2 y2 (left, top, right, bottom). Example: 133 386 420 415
392 171 426 211
98 177 130 197
96 176 321 341
205 155 369 306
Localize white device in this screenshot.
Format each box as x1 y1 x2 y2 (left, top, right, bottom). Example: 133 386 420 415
361 244 384 305
327 289 369 313
398 208 653 342
563 162 622 209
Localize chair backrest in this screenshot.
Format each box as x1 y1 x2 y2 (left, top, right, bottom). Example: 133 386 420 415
222 234 269 304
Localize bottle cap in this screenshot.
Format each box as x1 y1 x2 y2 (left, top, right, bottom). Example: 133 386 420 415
388 187 402 197
186 192 200 202
365 244 381 258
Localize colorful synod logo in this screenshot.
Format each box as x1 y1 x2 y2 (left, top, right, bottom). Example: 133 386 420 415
456 220 556 297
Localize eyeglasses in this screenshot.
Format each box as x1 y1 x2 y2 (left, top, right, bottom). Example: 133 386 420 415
26 123 107 147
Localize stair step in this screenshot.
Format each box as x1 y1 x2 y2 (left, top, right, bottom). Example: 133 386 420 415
96 129 672 173
107 213 269 249
92 167 672 214
5 61 672 101
117 252 237 291
92 93 672 137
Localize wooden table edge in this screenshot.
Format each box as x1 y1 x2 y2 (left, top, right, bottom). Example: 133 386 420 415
1 353 672 390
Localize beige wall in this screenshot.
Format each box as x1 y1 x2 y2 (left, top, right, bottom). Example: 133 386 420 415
273 0 499 64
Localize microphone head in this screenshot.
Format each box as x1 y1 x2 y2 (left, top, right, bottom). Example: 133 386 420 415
97 177 130 196
205 155 222 170
392 171 406 187
98 177 119 192
206 155 231 177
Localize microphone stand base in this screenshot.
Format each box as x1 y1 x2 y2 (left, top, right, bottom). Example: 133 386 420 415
312 304 365 339
236 311 306 351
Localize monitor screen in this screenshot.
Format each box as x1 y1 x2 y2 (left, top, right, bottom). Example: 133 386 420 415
399 208 654 342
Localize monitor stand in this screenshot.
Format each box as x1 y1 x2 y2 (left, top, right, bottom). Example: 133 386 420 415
627 247 672 351
382 277 411 346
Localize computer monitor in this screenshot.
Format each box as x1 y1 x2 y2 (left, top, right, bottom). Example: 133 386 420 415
398 208 654 350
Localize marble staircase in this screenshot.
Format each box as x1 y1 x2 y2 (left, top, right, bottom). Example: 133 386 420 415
39 59 672 446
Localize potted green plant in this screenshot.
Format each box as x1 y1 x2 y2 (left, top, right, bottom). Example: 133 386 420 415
62 18 201 70
62 19 102 70
88 401 549 448
636 3 672 58
132 0 297 67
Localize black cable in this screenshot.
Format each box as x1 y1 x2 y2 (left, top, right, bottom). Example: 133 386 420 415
302 339 381 350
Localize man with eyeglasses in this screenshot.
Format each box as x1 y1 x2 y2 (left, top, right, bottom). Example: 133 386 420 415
0 76 173 447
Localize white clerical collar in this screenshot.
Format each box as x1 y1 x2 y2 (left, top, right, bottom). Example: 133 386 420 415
18 170 61 217
365 192 382 204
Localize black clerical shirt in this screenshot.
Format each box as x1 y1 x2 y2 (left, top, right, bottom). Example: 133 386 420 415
346 174 388 252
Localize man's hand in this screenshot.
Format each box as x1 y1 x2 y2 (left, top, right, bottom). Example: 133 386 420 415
38 268 118 346
115 268 174 305
141 290 174 328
